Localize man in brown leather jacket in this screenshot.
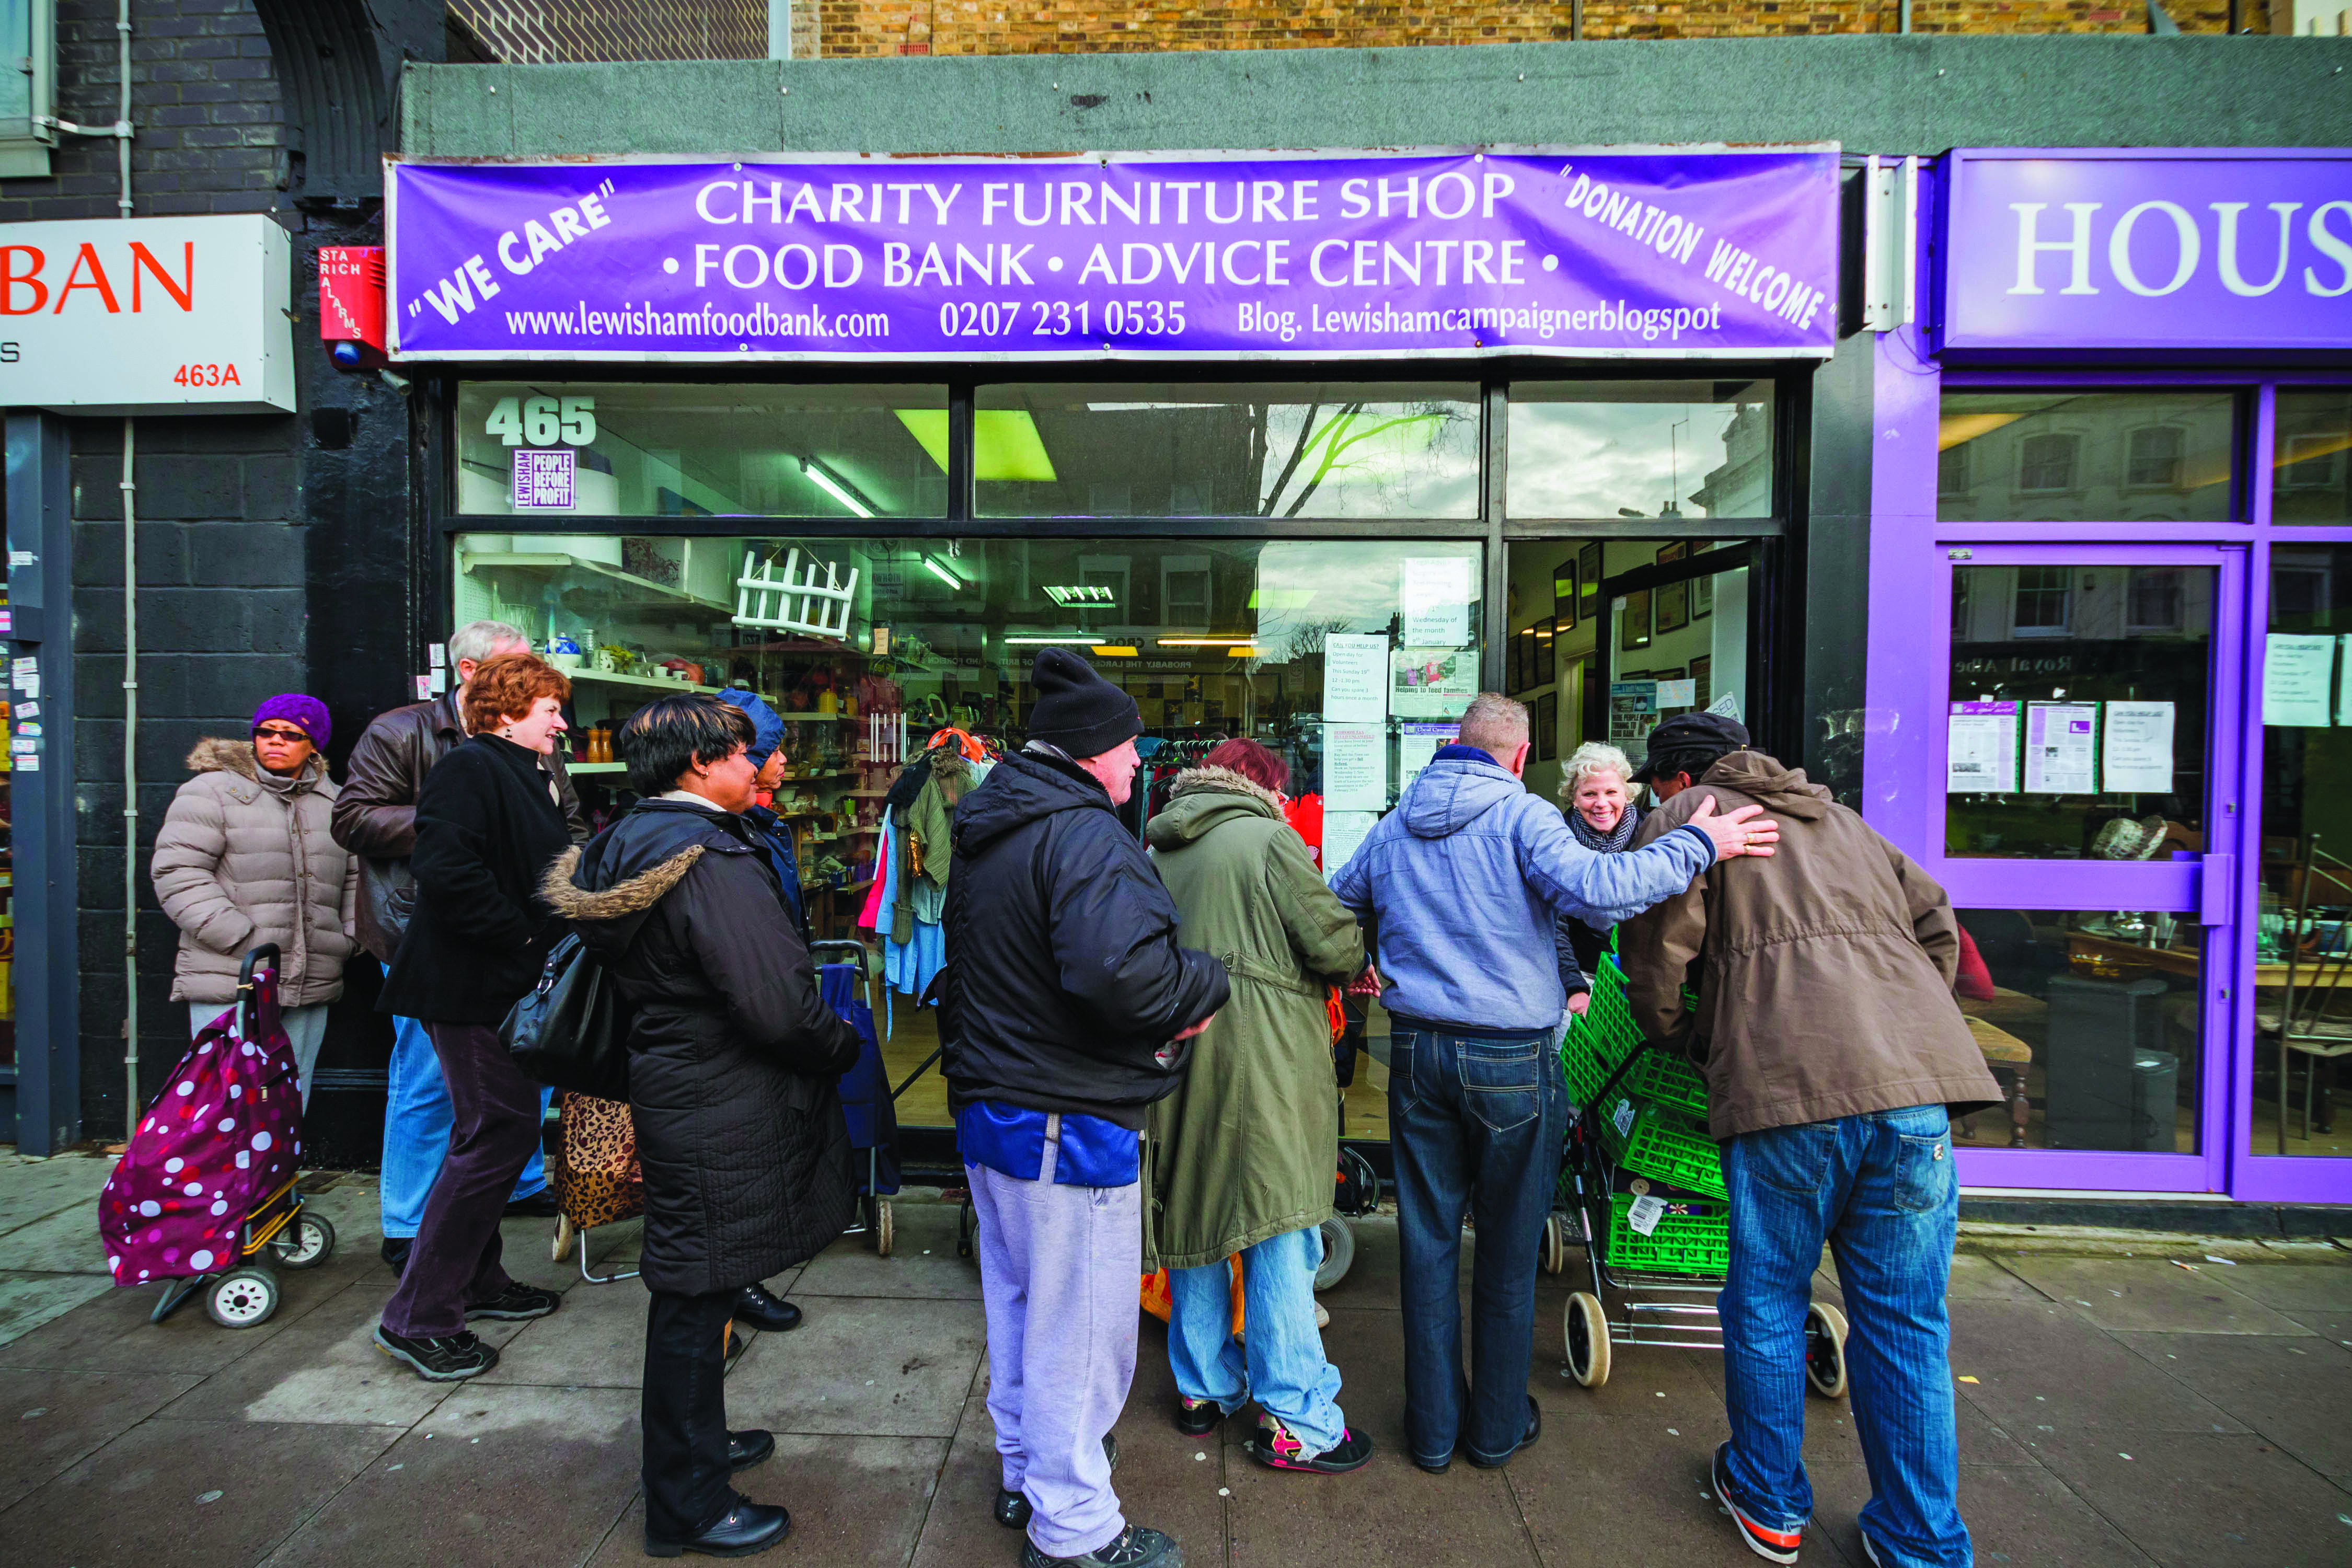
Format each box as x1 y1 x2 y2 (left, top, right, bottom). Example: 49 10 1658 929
331 619 586 1275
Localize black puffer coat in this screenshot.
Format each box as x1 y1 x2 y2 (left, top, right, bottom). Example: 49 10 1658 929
547 800 862 1297
941 750 1229 1131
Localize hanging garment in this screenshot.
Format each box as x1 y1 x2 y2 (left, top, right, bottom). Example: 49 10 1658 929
1284 792 1325 870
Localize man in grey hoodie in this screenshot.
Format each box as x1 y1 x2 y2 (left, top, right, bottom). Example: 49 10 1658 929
1328 693 1775 1474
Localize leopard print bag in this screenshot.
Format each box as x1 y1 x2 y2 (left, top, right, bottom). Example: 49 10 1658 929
551 1093 644 1229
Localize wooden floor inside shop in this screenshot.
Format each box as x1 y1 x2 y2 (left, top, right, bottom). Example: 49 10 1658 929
871 983 1396 1145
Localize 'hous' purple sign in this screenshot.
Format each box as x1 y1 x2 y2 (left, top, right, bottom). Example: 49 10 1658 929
385 148 1839 363
1940 148 2352 353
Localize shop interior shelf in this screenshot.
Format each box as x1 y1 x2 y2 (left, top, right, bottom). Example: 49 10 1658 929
568 761 627 775
566 667 742 698
462 551 732 616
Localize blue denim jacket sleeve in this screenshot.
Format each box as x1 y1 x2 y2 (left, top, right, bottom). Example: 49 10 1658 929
1519 805 1716 929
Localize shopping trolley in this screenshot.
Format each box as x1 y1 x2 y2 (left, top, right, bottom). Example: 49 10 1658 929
813 939 906 1255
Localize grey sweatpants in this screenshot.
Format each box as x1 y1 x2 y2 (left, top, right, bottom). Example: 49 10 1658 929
969 1120 1142 1561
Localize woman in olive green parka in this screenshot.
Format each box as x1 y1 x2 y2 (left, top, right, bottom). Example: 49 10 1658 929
1145 740 1373 1474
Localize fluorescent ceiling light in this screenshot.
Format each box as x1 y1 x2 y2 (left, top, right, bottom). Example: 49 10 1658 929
1091 645 1139 657
1045 585 1117 607
1156 637 1258 647
895 409 1058 481
800 455 875 519
924 557 964 590
1226 647 1256 658
1083 402 1225 412
1005 635 1103 645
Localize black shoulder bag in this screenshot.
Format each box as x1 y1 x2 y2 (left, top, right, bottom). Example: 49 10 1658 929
501 932 629 1101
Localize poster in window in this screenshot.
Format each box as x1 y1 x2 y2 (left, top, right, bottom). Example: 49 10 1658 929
1393 648 1478 719
1656 541 1688 567
1656 577 1690 634
1619 590 1652 652
1535 692 1559 762
1693 574 1714 619
1578 543 1602 609
1536 617 1557 686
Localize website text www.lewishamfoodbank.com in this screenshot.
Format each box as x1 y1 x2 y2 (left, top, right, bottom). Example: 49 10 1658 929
388 153 1839 360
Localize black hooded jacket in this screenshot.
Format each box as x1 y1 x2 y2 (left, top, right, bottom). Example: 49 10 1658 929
941 751 1229 1131
546 799 861 1296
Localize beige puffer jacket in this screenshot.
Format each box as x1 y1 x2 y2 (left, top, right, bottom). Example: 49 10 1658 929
151 738 360 1007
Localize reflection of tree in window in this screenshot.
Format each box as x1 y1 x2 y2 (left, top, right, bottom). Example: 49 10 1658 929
2127 568 2183 633
1253 401 1466 518
2011 566 2072 637
2126 426 2185 489
1938 443 1969 497
2018 433 2078 494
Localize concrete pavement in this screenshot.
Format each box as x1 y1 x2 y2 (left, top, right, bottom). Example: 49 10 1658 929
2 1149 2349 1568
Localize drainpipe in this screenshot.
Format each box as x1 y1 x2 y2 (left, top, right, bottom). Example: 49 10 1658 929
1899 0 1913 31
116 0 139 1126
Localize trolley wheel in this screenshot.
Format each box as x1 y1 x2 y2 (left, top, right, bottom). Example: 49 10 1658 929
268 1212 335 1271
1313 1216 1356 1292
1564 1290 1612 1389
552 1212 576 1264
873 1200 895 1258
205 1266 281 1329
1804 1301 1850 1399
955 1200 975 1261
1541 1213 1569 1276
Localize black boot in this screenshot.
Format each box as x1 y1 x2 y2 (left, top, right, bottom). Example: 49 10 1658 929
645 1497 790 1559
727 1429 776 1472
731 1282 802 1333
379 1237 412 1277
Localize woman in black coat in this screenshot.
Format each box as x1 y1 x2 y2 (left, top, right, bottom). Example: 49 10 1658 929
548 695 861 1561
374 652 575 1385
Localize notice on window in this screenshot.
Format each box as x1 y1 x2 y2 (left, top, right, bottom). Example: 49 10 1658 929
1655 678 1697 709
1608 681 1659 764
2102 701 2176 794
2023 701 2097 794
1399 720 1461 787
1322 633 1388 722
1324 724 1389 811
2264 633 2335 728
511 447 577 511
1946 701 2019 793
1321 810 1379 887
1391 647 1477 719
1401 557 1472 648
2338 635 2352 725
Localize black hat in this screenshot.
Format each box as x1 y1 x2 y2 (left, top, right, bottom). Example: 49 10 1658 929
1026 648 1143 759
1630 712 1751 784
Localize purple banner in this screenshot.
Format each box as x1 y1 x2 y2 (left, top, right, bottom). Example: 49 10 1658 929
385 148 1838 363
1940 148 2352 353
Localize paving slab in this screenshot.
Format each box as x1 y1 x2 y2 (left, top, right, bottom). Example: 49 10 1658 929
0 1201 111 1274
1947 1253 2059 1303
0 1414 402 1568
0 1254 361 1375
1947 1299 2247 1436
1227 1423 1533 1568
0 1156 118 1237
2026 1430 2352 1568
724 1293 985 1439
1509 1411 1763 1568
589 1432 950 1566
793 1201 983 1301
2195 1259 2352 1312
2001 1257 2315 1335
2114 1330 2352 1481
0 1366 205 1512
908 1390 1029 1568
0 1271 116 1347
1803 1459 2155 1568
474 1268 654 1388
259 1385 641 1568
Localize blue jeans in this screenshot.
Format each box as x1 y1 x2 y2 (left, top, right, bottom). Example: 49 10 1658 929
1719 1105 1970 1568
379 965 549 1239
1388 1025 1567 1467
1167 1223 1345 1458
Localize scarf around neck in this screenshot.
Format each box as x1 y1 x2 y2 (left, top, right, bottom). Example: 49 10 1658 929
1567 800 1642 854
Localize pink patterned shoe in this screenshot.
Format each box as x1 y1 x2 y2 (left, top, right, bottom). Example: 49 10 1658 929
1246 1413 1374 1473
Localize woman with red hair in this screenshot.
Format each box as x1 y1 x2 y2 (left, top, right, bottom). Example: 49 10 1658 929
1144 737 1373 1475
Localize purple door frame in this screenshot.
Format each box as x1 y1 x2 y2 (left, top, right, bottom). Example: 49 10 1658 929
1867 329 2352 1200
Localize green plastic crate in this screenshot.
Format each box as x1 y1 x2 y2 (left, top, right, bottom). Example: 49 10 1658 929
1604 1190 1731 1277
1557 957 1710 1121
1596 1091 1727 1199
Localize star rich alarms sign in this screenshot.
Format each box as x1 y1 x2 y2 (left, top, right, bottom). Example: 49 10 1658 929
1939 148 2352 354
0 214 296 413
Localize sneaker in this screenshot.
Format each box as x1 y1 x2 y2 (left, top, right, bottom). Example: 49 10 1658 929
1246 1415 1374 1474
1465 1394 1541 1469
504 1189 562 1219
374 1324 499 1382
465 1281 561 1321
379 1237 412 1277
1020 1525 1180 1568
1173 1396 1225 1436
1713 1442 1805 1565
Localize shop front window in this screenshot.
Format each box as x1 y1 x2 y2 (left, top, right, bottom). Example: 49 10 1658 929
1938 391 2238 523
2273 390 2352 526
1506 380 1775 520
1953 909 2201 1154
454 383 951 517
1945 563 2214 860
2256 544 2352 1157
972 382 1480 518
454 532 1483 1133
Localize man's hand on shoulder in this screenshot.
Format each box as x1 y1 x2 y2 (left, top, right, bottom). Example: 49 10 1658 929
1687 794 1779 860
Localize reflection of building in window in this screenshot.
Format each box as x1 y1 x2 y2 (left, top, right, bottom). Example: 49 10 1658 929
2127 567 2185 634
2011 566 2073 637
2280 434 2344 491
2126 426 2186 489
2272 554 2335 625
2273 393 2352 526
1687 399 1772 518
1938 442 1970 498
1162 556 1212 627
2018 433 2080 495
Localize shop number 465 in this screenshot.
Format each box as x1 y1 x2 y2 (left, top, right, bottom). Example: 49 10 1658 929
483 394 597 447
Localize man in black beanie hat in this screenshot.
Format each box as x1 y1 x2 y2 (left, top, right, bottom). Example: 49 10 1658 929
941 648 1229 1568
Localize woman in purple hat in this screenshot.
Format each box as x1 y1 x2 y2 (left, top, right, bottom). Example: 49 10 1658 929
151 694 359 1105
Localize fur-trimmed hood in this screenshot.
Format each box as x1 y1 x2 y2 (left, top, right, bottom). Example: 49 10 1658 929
541 843 704 923
185 736 328 799
1145 765 1284 851
551 799 756 961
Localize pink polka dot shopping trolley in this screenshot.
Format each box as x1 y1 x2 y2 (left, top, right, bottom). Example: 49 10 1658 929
98 944 338 1328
